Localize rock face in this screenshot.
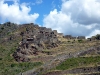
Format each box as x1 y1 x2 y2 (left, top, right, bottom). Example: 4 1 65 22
13 23 60 62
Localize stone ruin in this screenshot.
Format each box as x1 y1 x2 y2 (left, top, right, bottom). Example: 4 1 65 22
12 23 100 62
77 36 85 39
57 33 63 38
65 66 100 74
64 35 73 39
13 23 61 62
64 35 86 40
87 34 100 41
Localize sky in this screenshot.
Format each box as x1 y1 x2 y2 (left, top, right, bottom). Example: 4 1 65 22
0 0 100 38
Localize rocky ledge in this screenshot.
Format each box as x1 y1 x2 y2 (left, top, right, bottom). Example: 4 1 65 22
13 23 61 62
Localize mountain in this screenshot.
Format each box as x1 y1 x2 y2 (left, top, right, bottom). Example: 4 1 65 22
0 22 100 75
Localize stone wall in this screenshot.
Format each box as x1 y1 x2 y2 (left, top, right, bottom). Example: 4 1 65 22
13 24 61 62
77 36 85 39
65 66 100 74
17 45 100 75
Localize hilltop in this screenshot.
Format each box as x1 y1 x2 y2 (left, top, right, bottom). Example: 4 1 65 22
0 22 100 75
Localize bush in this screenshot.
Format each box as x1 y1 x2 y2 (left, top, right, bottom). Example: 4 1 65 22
11 63 16 67
78 39 83 43
0 58 2 60
67 41 70 42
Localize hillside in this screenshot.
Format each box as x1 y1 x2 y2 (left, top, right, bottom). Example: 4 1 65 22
0 22 100 75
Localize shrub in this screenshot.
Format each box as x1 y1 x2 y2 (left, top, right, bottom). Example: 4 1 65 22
78 39 83 43
67 41 70 42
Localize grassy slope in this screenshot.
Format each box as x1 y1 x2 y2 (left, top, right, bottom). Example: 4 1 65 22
0 39 42 75
0 24 43 75
40 38 100 75
0 23 100 75
56 56 100 70
54 38 100 71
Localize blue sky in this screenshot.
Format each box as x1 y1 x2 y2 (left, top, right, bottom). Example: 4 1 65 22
19 0 61 25
2 0 62 25
0 0 100 37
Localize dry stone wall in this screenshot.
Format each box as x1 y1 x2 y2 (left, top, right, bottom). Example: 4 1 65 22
65 66 100 74
17 45 100 75
13 23 61 62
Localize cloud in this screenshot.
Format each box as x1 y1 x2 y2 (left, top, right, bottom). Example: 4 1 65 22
43 0 100 37
61 0 100 25
36 0 43 4
51 0 56 9
0 0 39 24
31 0 43 5
86 30 100 38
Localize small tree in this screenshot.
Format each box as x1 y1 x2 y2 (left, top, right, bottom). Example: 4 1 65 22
95 34 100 40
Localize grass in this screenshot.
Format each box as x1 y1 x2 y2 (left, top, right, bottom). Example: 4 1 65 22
0 36 42 75
0 23 100 75
0 41 42 75
0 61 42 75
56 56 100 70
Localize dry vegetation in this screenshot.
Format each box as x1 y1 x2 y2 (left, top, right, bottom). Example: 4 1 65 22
0 22 100 75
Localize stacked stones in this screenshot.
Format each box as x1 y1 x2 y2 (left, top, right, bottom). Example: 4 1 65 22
13 23 60 62
77 36 85 39
64 35 85 40
64 35 77 39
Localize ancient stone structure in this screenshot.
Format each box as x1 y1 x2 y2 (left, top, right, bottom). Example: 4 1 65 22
64 66 100 74
13 23 61 62
64 35 72 39
17 45 100 75
77 36 85 39
57 33 63 38
64 35 76 39
87 34 100 41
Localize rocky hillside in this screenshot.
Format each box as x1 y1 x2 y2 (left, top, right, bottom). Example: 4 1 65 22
13 23 61 62
0 22 100 75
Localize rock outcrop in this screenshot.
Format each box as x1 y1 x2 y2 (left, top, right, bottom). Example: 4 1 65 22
13 23 61 62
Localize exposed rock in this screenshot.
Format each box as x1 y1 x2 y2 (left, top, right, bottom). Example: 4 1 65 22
64 35 72 39
77 36 85 39
13 23 61 62
64 35 77 39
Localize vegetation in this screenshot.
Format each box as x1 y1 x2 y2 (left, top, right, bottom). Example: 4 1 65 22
56 56 100 70
0 22 43 75
0 61 42 75
0 22 100 75
78 39 83 43
0 40 42 75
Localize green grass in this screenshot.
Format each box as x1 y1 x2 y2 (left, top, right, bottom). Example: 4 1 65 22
0 44 42 75
0 36 42 75
0 61 42 75
56 56 100 70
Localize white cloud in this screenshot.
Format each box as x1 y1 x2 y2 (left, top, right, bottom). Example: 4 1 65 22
51 1 56 9
36 0 43 4
61 0 100 25
31 0 43 5
0 0 39 24
86 30 100 38
43 0 100 37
